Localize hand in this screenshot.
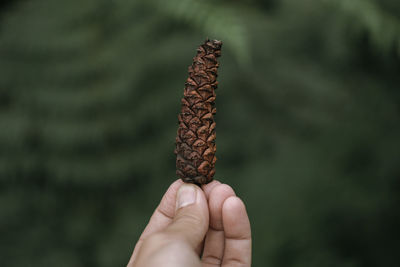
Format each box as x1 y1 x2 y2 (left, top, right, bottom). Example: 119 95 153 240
127 179 251 267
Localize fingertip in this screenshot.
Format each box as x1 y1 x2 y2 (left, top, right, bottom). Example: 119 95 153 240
223 196 245 214
202 180 221 199
166 179 185 196
157 179 184 218
222 196 251 240
171 178 184 188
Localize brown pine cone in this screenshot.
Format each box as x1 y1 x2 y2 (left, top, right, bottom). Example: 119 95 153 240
174 39 222 185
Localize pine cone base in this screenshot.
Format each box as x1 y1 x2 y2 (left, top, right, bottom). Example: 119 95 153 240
174 39 222 185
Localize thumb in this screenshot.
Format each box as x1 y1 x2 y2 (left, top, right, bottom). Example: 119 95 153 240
164 183 209 250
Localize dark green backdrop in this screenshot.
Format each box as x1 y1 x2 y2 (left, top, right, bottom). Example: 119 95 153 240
1 0 399 266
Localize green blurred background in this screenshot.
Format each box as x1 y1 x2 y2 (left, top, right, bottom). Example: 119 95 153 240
1 0 399 266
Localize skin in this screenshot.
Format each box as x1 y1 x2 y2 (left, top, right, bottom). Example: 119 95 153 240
127 179 252 267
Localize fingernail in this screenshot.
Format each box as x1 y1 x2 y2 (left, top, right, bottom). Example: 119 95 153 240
177 184 197 209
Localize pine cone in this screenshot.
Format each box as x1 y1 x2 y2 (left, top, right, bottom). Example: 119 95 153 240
174 39 222 185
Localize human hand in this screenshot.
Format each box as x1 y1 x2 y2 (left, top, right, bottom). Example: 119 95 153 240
127 179 251 267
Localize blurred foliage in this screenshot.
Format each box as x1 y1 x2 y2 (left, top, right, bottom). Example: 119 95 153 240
0 0 399 266
327 0 400 55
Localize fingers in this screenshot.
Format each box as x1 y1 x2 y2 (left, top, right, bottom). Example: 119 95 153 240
222 197 252 267
128 179 183 265
164 183 209 250
129 178 252 267
202 184 236 267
